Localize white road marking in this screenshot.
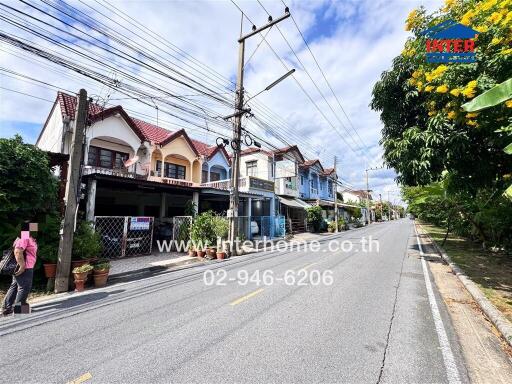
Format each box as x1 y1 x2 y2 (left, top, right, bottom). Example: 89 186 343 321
415 224 461 384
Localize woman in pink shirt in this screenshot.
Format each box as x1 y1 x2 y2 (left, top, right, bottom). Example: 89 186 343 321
2 221 38 316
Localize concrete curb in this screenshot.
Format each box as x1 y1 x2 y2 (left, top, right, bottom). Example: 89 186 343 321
417 223 512 348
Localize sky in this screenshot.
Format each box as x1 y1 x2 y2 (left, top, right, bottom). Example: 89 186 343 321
0 0 443 205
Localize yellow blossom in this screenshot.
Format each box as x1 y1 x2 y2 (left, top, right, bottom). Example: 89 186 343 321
476 25 489 33
466 112 479 118
443 0 456 12
503 11 512 26
461 10 475 26
416 81 424 91
405 9 419 31
428 111 435 116
462 88 477 98
500 48 512 55
488 12 503 24
450 88 461 97
425 85 434 92
505 100 512 108
408 78 417 86
447 111 457 120
411 70 422 79
436 85 449 93
467 120 478 126
481 0 498 11
491 37 503 46
499 0 512 8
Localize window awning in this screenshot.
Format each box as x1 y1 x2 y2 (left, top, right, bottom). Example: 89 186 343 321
278 196 311 209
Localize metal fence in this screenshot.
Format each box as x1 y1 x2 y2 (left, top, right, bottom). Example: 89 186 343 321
233 215 286 241
94 216 154 258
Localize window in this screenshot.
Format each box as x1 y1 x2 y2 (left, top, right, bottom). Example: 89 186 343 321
156 161 186 179
300 175 304 185
202 170 208 183
88 146 128 169
246 160 257 177
210 172 221 181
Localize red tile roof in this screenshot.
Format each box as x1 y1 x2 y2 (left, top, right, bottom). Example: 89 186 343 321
300 159 324 171
55 92 223 158
240 147 273 157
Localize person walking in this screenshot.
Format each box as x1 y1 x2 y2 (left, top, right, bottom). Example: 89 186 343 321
2 222 38 316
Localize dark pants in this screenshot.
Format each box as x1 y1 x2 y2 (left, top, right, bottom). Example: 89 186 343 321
2 268 33 311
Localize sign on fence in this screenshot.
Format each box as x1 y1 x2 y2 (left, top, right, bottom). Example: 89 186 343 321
94 216 154 258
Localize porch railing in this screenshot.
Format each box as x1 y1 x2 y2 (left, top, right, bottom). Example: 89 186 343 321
83 166 147 180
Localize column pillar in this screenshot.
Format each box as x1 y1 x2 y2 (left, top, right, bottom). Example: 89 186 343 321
85 179 96 222
192 191 199 216
160 192 166 218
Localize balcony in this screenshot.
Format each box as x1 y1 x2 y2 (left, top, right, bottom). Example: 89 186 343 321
83 165 148 180
147 175 195 187
275 178 299 197
200 176 274 194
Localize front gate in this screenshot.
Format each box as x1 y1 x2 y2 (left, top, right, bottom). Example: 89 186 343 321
94 216 154 258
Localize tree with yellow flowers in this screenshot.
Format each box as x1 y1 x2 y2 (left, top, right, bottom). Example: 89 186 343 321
371 0 512 250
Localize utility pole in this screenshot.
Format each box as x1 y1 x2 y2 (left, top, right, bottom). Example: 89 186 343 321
227 9 290 254
333 156 338 232
387 190 391 220
365 169 370 225
55 89 88 293
379 193 383 221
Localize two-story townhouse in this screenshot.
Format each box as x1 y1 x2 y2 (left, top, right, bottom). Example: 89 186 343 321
273 146 311 233
298 160 339 223
36 92 273 224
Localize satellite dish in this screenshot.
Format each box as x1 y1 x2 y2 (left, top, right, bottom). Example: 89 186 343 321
124 155 139 168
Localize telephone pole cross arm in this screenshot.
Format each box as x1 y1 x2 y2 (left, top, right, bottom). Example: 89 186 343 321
227 9 291 255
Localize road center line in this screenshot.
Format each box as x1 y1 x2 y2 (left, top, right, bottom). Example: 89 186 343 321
416 225 461 384
66 372 92 384
296 262 318 271
229 288 265 306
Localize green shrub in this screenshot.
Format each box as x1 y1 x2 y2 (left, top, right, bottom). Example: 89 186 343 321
190 211 216 246
306 206 323 232
72 221 102 260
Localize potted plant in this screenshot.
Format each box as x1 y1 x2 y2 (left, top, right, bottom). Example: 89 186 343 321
190 211 216 259
187 246 197 257
72 221 103 270
72 264 93 292
39 244 59 279
37 212 61 279
216 247 227 260
93 261 110 288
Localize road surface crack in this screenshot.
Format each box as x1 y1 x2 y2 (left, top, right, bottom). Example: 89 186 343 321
376 242 408 384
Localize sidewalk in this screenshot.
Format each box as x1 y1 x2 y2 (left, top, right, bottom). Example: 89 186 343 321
109 251 202 282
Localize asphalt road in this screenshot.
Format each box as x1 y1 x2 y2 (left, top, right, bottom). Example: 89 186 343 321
0 219 469 383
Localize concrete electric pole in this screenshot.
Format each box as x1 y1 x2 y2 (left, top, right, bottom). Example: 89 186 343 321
227 10 291 254
55 89 88 293
333 156 338 233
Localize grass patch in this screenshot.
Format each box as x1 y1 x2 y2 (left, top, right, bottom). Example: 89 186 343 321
421 223 512 323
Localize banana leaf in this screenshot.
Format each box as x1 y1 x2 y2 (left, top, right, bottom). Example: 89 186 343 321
462 78 512 112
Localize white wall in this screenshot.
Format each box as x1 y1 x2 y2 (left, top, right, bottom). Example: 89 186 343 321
36 104 64 153
241 152 272 180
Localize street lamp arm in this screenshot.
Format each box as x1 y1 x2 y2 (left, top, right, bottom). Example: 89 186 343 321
244 69 295 105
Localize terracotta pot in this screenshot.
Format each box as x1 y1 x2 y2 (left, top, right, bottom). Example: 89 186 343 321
73 271 89 281
93 268 109 275
93 272 109 288
216 252 226 260
43 263 57 279
208 248 217 257
74 279 86 292
188 249 197 257
71 259 89 270
196 250 206 258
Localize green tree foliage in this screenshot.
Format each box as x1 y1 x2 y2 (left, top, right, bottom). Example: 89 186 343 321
371 1 512 193
306 206 323 232
0 135 58 249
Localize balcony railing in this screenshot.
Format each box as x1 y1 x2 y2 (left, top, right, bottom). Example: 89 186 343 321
83 166 147 180
200 176 273 193
147 175 195 187
275 178 299 197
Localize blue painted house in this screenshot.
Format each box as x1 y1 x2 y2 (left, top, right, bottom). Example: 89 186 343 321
299 159 337 222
